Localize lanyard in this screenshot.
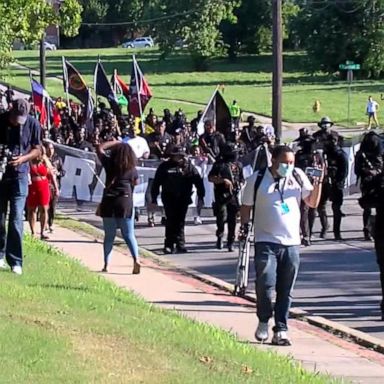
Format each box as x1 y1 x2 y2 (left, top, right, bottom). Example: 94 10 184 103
275 178 287 203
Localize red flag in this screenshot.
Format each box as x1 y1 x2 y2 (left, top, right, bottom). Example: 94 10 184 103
112 72 130 100
31 79 50 126
128 58 152 117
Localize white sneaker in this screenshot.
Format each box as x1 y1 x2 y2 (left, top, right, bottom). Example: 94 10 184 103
271 331 291 346
194 216 202 225
255 322 269 342
11 266 22 275
0 258 7 269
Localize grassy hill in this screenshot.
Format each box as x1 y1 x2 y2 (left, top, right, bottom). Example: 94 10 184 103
1 48 382 126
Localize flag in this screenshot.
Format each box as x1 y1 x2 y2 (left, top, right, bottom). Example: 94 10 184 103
197 88 231 136
129 56 152 117
31 78 50 127
111 71 130 100
62 57 89 105
84 88 95 133
94 60 120 115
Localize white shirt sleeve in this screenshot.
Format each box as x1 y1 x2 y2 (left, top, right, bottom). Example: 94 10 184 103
294 168 313 200
241 171 259 206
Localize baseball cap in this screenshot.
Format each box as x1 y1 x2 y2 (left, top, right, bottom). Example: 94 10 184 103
10 98 30 124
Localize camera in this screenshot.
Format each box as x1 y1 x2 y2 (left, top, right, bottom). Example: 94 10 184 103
0 144 13 181
305 167 323 178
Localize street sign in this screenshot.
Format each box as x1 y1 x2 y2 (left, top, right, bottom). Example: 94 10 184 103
339 63 360 70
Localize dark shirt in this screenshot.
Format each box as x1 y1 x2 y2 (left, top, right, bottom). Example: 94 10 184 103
0 112 41 178
199 132 225 160
208 160 244 204
98 153 138 218
325 148 348 188
151 160 205 205
147 132 172 159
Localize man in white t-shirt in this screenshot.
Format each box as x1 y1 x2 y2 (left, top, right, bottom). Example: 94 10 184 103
240 146 322 346
366 96 379 130
122 126 150 159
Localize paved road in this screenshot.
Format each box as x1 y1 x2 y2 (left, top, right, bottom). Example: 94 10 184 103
59 194 384 341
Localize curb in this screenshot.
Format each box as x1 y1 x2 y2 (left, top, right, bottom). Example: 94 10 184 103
56 216 384 356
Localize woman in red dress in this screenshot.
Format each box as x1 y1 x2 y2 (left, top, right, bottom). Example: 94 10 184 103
27 147 59 240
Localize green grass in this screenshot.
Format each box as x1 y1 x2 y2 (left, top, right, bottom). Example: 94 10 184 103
0 234 339 383
1 47 380 126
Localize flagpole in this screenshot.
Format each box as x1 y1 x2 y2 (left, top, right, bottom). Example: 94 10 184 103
94 58 99 111
133 55 144 134
197 84 220 135
29 71 37 120
62 56 70 109
113 69 117 94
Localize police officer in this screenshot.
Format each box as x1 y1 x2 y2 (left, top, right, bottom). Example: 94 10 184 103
295 137 323 246
150 146 205 254
317 132 348 240
208 143 245 252
0 99 41 275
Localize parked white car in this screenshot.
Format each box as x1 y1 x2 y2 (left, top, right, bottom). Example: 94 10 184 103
122 37 154 49
44 42 57 51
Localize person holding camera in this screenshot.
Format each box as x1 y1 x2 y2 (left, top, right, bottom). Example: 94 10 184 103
150 146 205 254
0 99 41 275
240 145 322 346
208 143 244 252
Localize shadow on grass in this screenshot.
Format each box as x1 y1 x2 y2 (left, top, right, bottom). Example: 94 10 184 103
28 283 91 292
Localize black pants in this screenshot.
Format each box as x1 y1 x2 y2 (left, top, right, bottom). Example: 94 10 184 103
374 209 384 312
300 201 316 241
48 193 58 228
317 183 343 236
213 201 239 244
163 202 189 249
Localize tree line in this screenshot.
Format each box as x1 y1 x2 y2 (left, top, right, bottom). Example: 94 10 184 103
2 1 384 78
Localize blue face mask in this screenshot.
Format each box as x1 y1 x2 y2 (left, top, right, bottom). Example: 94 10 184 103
277 163 294 178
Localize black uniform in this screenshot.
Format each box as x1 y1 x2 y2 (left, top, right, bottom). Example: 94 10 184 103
151 155 205 253
355 132 383 240
147 132 172 159
208 147 244 251
240 125 259 153
318 136 348 239
295 140 323 245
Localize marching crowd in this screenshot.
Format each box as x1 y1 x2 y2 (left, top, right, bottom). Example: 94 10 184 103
0 90 383 346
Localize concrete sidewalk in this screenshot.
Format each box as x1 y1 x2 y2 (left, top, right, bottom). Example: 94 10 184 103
46 225 384 384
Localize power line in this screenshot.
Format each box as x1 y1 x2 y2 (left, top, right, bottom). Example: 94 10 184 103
81 9 200 27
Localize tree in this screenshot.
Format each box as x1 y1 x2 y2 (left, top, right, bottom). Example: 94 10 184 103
0 0 82 69
297 0 384 78
155 0 239 70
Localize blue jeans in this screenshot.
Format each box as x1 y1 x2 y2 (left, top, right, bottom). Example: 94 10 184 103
254 242 300 332
102 217 139 265
0 176 28 267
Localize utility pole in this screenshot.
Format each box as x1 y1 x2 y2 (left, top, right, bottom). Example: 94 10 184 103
272 0 283 143
39 32 46 88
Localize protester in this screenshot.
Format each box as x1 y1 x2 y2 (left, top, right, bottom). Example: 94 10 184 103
96 140 141 274
240 145 322 345
0 99 41 275
123 125 150 160
208 143 244 252
355 132 383 241
295 136 324 246
44 141 65 233
27 146 59 240
150 145 205 254
199 120 226 162
318 132 348 240
147 120 172 159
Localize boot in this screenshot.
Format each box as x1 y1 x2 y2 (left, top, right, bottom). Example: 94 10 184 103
364 229 373 242
227 242 234 252
216 237 223 250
